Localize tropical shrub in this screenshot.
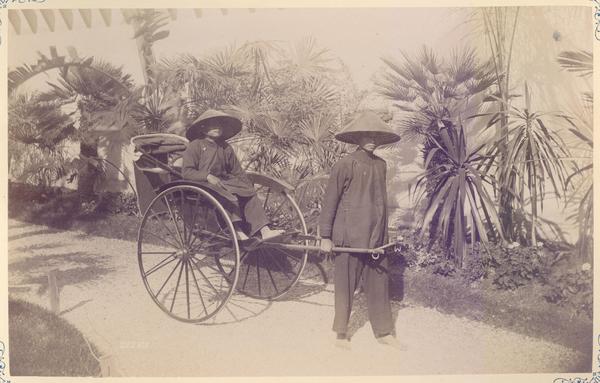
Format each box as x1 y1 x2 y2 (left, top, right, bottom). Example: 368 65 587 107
411 123 504 268
473 7 521 241
544 265 593 319
459 244 488 282
486 243 549 290
95 191 139 216
479 83 572 247
433 260 457 277
395 228 447 270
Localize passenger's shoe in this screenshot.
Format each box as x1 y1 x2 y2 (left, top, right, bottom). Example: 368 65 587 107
235 230 249 241
260 227 285 240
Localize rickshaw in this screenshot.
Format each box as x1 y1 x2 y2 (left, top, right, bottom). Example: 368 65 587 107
131 133 395 323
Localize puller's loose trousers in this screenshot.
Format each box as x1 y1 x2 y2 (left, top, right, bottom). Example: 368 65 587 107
333 252 393 337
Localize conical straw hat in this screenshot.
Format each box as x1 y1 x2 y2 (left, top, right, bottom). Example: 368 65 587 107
186 109 242 141
335 110 400 145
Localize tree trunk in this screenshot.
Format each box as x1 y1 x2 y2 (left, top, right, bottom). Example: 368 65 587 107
498 109 514 242
77 138 100 202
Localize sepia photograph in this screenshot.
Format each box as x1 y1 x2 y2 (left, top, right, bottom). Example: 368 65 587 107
2 1 596 379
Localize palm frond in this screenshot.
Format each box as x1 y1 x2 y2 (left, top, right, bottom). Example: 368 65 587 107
557 50 593 78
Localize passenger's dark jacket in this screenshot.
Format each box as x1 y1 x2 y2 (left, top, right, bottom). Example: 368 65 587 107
182 138 255 197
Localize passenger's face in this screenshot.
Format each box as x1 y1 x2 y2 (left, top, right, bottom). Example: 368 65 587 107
205 125 223 139
357 135 378 152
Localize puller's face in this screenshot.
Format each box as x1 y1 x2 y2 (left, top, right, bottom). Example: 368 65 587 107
357 135 378 152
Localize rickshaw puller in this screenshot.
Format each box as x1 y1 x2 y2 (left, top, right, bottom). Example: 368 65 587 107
319 110 403 350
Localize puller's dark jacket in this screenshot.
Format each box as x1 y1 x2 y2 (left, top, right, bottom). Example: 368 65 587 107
319 148 389 250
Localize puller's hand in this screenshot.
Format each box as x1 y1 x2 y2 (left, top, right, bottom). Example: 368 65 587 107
320 238 334 253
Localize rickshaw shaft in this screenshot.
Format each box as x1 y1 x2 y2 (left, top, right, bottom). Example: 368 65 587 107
262 242 387 255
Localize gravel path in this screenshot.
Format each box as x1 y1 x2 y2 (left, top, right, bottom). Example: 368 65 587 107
7 218 586 376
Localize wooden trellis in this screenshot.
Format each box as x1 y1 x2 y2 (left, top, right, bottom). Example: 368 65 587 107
7 8 266 34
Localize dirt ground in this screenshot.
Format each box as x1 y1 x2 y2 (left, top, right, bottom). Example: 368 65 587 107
6 218 588 377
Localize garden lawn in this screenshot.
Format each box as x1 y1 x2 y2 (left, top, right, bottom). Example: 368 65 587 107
8 298 101 376
398 268 592 363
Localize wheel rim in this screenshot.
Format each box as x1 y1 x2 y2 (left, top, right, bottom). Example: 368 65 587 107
234 186 308 300
138 185 239 323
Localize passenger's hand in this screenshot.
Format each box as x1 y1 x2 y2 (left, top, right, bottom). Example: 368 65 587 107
320 238 334 253
206 174 223 187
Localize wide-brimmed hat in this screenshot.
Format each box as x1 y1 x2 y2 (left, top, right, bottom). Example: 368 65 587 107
185 109 243 141
335 110 400 145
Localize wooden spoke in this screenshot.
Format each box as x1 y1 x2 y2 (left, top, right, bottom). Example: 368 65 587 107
188 259 209 316
139 185 240 322
155 258 182 298
163 196 186 248
184 259 191 319
142 229 181 250
144 252 177 277
169 260 185 313
148 208 180 246
189 256 221 295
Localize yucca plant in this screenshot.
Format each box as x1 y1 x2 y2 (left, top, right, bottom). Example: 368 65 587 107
465 7 521 241
481 83 572 246
412 122 504 268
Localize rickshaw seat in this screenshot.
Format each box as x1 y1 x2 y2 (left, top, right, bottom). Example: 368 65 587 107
156 180 238 203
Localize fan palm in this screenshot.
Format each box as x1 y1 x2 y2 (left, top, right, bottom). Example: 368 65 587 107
8 93 75 187
158 37 361 230
378 46 495 136
9 93 75 149
36 58 136 198
278 37 335 82
557 49 593 259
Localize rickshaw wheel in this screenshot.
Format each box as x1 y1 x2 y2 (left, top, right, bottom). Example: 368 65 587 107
137 185 240 323
217 184 308 300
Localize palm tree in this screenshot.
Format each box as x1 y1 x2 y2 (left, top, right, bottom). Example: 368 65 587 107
38 59 136 199
159 38 354 178
8 93 75 188
8 10 173 199
377 46 496 256
471 7 521 241
129 9 171 85
377 45 495 156
557 49 593 259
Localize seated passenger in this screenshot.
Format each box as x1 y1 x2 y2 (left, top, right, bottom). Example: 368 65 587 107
182 109 284 241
